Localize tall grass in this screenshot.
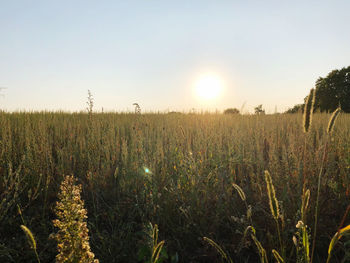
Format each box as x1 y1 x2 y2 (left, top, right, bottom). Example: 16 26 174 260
0 111 349 262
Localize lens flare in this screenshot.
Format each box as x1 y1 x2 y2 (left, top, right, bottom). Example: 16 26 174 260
143 166 152 175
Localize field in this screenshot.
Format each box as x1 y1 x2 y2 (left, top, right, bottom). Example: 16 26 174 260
0 111 349 262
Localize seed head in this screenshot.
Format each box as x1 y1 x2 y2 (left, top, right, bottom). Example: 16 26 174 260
327 107 341 134
303 88 316 133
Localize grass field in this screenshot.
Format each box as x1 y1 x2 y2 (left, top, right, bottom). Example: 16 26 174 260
0 111 349 262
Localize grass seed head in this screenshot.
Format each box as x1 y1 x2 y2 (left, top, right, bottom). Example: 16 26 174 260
327 107 341 134
303 88 316 133
232 183 246 201
264 170 280 220
20 225 37 250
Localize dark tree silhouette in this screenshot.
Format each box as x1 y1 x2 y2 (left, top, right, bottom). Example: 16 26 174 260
285 104 303 114
286 66 350 113
224 108 240 114
254 104 265 115
314 66 350 112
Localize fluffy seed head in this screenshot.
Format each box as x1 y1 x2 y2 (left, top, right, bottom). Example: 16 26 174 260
264 170 280 220
327 107 341 134
303 88 316 133
20 225 37 250
232 183 246 201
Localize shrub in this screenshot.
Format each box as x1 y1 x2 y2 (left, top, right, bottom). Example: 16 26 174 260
224 108 240 114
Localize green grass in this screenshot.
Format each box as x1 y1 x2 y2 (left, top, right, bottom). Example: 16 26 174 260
0 112 349 262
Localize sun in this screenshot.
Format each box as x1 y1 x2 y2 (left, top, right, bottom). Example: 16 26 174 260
195 74 223 101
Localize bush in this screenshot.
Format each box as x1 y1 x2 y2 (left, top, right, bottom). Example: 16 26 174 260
224 108 240 114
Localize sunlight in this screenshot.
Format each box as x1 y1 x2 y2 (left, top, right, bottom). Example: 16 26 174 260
194 74 223 101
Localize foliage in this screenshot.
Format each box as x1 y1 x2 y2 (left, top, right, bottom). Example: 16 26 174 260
0 112 349 262
327 224 350 263
287 66 350 113
285 104 303 114
254 104 265 115
223 108 240 115
203 237 233 263
137 223 167 263
314 66 350 113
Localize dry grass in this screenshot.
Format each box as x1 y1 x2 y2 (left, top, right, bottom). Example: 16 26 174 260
0 111 349 262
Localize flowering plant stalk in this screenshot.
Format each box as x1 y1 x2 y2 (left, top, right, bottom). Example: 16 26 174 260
51 175 99 263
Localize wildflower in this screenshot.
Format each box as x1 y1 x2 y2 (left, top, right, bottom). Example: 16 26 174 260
51 175 99 263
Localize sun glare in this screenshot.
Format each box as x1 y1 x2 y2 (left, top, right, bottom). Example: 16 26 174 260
195 74 223 101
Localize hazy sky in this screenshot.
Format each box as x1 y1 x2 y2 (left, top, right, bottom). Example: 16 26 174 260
1 0 349 113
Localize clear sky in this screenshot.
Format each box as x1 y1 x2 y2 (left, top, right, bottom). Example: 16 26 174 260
0 0 349 113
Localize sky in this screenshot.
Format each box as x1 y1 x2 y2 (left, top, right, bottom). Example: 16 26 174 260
0 0 349 113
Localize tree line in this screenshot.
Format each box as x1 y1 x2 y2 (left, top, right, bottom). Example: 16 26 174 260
286 66 350 113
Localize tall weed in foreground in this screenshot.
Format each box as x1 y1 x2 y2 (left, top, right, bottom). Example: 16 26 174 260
20 225 41 263
138 223 166 263
204 180 282 263
244 226 269 263
301 88 315 225
293 189 311 263
203 237 233 263
51 175 99 263
303 88 316 133
326 205 350 263
264 170 284 259
311 107 342 263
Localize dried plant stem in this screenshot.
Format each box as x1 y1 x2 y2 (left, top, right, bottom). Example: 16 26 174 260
203 237 233 263
276 220 284 260
264 171 284 259
311 108 341 263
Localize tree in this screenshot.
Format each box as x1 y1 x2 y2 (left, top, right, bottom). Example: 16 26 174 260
285 104 303 114
224 108 240 114
286 66 350 113
314 66 350 112
254 104 265 115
